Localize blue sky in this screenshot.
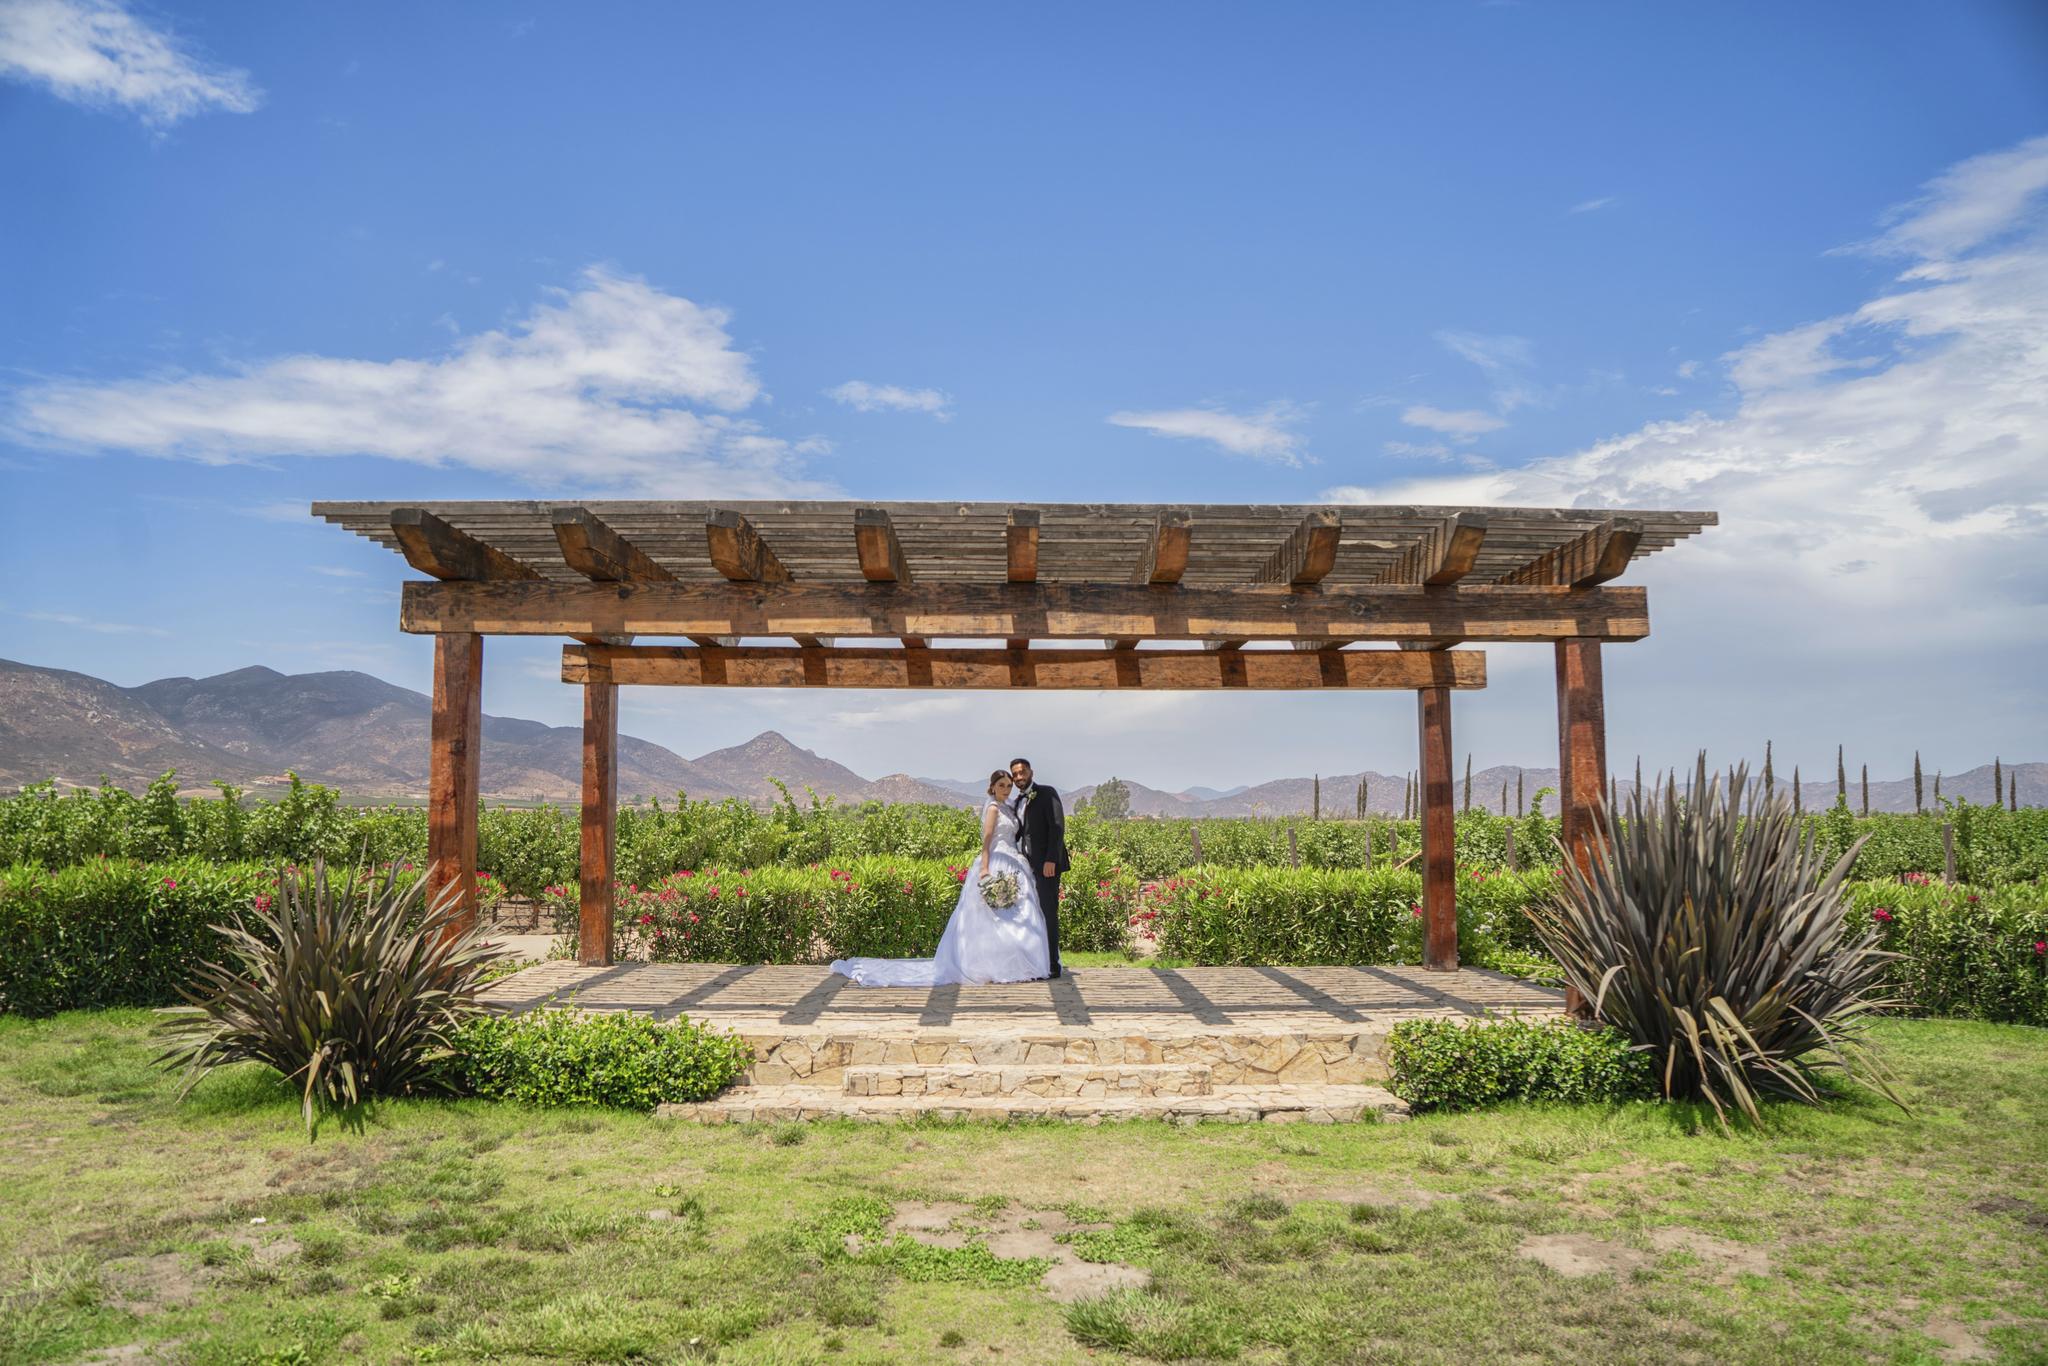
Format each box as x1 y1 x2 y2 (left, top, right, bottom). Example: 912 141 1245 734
3 1 2046 790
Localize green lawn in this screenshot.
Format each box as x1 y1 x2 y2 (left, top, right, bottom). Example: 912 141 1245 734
2 1012 2045 1365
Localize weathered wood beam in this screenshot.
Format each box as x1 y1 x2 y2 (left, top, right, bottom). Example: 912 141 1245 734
403 580 1652 644
1005 511 1039 649
552 506 671 583
579 679 616 967
703 509 822 646
1007 509 1040 583
1373 512 1488 586
1418 685 1458 971
1256 510 1342 587
1133 510 1192 586
1111 511 1192 646
1498 517 1643 587
854 508 922 645
426 633 482 938
391 508 539 581
855 508 911 583
566 643 1487 691
706 509 794 583
1555 637 1607 1014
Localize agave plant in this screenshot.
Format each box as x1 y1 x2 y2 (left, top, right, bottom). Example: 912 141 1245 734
1526 758 1900 1124
157 861 508 1131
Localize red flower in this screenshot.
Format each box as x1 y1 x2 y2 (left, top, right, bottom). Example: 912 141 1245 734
688 912 700 924
903 882 915 894
162 877 178 889
638 914 654 926
1967 895 1980 904
2035 941 2046 956
1410 904 1423 917
1873 908 1894 923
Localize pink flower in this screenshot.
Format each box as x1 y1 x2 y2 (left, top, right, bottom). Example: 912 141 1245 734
638 914 654 926
162 878 177 889
688 912 699 924
2035 941 2046 956
1967 895 1980 904
1873 908 1894 923
903 882 915 894
1410 904 1423 917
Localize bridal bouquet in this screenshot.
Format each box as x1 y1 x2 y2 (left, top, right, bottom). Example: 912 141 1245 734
977 870 1020 908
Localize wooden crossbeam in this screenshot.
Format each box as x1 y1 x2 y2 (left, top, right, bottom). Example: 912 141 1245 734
404 580 1651 644
704 509 825 647
1498 517 1643 587
706 509 794 584
391 508 538 581
1111 511 1192 647
1373 512 1489 586
1004 512 1039 649
551 507 718 647
1256 510 1342 587
855 508 911 583
1007 509 1040 583
553 507 672 583
565 643 1487 691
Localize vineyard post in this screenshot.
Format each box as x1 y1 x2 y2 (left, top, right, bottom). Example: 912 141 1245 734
1943 822 1956 883
1288 826 1299 869
1503 823 1518 871
1190 824 1203 864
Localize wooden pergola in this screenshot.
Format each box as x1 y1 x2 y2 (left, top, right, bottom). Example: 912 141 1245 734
315 500 1714 979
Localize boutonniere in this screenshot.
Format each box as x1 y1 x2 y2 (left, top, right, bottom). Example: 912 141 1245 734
1017 787 1036 807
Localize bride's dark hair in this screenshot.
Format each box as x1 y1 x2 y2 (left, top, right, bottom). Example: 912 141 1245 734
987 770 1012 795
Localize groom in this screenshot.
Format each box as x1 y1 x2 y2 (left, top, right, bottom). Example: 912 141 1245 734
1009 757 1069 978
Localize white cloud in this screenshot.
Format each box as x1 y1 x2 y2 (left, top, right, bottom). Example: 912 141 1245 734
827 380 952 420
1383 440 1454 462
1401 405 1506 439
1858 133 2048 260
0 0 259 125
1106 403 1306 465
1435 330 1543 412
310 565 364 579
20 609 169 637
1326 133 2048 749
1676 359 1701 380
8 266 835 497
1570 196 1618 214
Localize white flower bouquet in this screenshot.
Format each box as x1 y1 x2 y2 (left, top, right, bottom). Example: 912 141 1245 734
978 870 1020 908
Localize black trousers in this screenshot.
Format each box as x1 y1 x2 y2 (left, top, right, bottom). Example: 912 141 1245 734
1035 871 1063 975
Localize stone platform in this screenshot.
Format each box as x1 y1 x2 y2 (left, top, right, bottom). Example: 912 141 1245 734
480 962 1564 1124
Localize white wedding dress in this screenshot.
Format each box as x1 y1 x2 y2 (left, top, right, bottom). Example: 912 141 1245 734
831 801 1051 987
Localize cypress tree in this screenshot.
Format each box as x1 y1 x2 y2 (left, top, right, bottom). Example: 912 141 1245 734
1516 770 1525 816
1764 739 1774 796
1634 755 1643 805
1837 745 1847 803
1914 752 1924 813
1312 774 1321 822
1994 757 2003 806
1462 755 1472 812
1500 780 1508 815
1861 764 1870 817
2011 769 2020 812
1793 765 1802 816
1934 771 1942 803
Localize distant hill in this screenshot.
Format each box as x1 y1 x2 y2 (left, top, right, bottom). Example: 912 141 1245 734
0 658 968 807
3 657 2034 814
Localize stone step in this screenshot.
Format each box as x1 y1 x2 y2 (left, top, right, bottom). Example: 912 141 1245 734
658 1083 1409 1126
844 1062 1212 1099
738 1029 1390 1088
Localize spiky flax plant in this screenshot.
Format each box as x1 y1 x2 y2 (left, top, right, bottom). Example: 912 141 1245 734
1526 759 1900 1124
157 861 508 1131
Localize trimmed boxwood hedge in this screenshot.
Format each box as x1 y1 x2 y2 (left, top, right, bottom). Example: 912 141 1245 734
455 1010 752 1109
1385 1017 1657 1111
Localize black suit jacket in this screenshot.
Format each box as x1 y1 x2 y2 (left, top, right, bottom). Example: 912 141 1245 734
1014 784 1070 875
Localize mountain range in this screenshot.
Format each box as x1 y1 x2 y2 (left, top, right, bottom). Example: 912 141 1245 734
1 657 2037 815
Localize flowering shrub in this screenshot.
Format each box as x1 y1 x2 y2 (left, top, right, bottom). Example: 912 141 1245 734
0 858 272 1015
1062 851 1141 953
1845 878 2048 1024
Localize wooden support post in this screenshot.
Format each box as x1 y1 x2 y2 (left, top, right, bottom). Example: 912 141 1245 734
579 678 618 966
1418 685 1458 971
1942 822 1956 884
1555 638 1608 1013
426 633 482 936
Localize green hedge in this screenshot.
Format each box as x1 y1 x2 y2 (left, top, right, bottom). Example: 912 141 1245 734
0 859 270 1016
1145 865 1559 968
9 774 2041 895
547 852 1141 963
1384 1018 1657 1111
455 1010 751 1109
1847 878 2048 1024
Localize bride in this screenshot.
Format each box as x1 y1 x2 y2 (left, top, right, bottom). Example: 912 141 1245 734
830 770 1052 987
